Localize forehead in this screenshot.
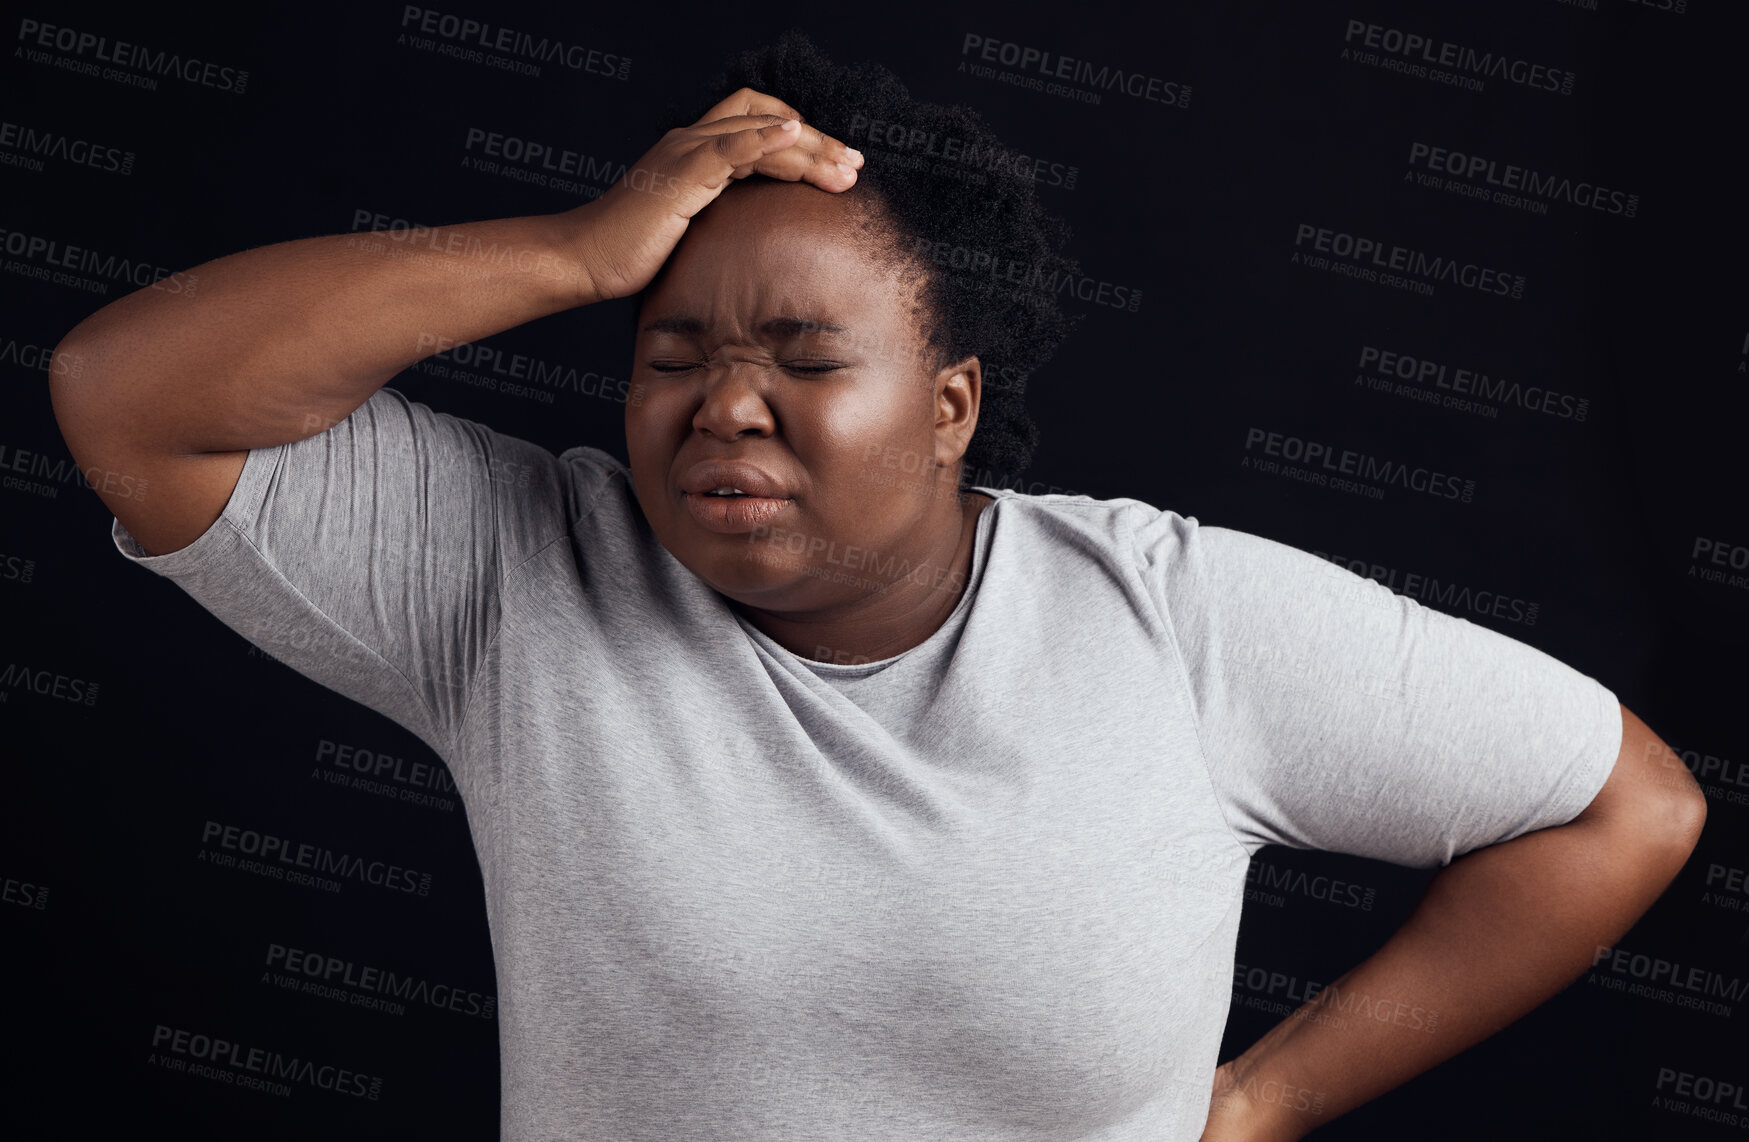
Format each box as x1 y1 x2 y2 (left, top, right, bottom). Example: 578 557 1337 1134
693 176 885 251
640 180 919 328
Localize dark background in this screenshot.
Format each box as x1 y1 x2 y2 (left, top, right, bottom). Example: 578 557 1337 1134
4 0 1746 1137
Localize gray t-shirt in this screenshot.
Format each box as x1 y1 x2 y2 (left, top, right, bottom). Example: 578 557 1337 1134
111 386 1623 1141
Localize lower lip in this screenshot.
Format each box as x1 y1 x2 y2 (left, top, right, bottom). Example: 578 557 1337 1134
683 492 793 533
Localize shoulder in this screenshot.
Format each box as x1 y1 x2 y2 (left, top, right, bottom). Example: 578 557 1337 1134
559 442 628 480
973 484 1205 566
969 487 1209 612
555 444 636 520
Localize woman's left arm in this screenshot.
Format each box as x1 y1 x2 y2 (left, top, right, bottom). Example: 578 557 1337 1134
1200 703 1709 1142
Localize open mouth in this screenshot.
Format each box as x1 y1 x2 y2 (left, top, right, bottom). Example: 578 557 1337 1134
682 490 794 533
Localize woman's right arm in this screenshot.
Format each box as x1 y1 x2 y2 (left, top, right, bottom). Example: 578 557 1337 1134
48 213 595 556
47 88 862 557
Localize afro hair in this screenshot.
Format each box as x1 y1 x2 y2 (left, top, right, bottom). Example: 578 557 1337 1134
644 26 1085 485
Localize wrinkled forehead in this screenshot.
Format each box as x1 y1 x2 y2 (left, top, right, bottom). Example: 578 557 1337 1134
708 175 895 247
637 179 934 351
659 179 916 282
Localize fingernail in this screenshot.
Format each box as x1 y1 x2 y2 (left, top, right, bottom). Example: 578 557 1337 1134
835 161 855 178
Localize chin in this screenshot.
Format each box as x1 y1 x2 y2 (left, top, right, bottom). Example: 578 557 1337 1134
678 539 812 601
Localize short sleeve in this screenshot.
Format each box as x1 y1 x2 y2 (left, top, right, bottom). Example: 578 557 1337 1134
109 385 575 759
1132 507 1624 868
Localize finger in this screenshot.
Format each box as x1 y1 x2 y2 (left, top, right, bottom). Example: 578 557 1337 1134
653 120 821 209
723 121 858 191
691 113 862 169
692 86 806 131
687 115 862 188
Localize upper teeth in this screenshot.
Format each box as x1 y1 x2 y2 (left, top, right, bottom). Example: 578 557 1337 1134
705 486 746 496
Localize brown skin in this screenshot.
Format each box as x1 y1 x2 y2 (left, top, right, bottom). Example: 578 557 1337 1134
1197 703 1706 1141
625 176 993 664
584 90 1707 1141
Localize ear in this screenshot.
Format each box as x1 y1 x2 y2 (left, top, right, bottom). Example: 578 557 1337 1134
932 354 981 468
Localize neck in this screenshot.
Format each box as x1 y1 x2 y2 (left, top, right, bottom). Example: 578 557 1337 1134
733 490 994 665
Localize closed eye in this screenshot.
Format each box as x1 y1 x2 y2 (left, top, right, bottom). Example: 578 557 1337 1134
647 362 844 375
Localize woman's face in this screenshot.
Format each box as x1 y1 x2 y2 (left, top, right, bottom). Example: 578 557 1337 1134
625 178 982 618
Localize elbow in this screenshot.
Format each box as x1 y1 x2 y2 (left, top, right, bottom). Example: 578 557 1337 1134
1664 784 1708 852
1645 735 1710 854
1624 783 1708 883
1598 703 1709 858
1633 755 1709 862
47 331 109 410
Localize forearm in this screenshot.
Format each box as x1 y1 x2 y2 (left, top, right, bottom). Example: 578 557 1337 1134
50 209 597 454
1215 811 1702 1140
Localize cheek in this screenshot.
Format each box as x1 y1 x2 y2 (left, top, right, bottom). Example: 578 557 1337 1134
793 393 893 469
625 384 691 442
622 398 682 494
810 391 939 504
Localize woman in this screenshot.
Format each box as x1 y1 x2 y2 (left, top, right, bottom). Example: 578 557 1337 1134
50 28 1705 1142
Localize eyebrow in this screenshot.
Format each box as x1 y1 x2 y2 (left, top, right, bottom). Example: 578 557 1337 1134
640 315 849 338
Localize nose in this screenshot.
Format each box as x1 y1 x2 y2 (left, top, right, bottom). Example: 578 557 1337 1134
692 360 777 440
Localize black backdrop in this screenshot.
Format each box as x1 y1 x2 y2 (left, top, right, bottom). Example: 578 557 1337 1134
4 1 1747 1138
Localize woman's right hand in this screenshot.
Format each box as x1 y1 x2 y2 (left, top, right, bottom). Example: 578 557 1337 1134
561 87 864 305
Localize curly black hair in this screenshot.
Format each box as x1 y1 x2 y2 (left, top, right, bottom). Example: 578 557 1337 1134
640 27 1085 484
